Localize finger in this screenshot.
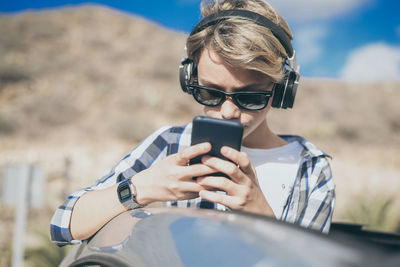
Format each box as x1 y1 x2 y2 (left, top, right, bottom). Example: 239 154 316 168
197 176 236 194
199 190 244 210
179 164 216 180
175 142 211 165
178 181 206 193
166 181 203 200
185 192 202 200
177 192 200 201
201 155 246 184
220 146 254 175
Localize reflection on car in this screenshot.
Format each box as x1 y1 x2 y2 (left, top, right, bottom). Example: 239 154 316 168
60 207 400 267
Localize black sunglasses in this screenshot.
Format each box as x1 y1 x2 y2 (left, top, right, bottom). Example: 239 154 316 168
187 84 274 111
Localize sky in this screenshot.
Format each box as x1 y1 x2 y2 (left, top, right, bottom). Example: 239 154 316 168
1 0 399 82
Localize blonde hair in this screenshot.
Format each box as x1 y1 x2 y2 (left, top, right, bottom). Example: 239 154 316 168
186 0 293 82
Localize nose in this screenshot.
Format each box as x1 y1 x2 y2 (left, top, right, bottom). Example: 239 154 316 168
220 97 241 120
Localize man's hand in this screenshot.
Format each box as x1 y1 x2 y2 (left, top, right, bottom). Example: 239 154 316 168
196 146 275 217
133 142 215 205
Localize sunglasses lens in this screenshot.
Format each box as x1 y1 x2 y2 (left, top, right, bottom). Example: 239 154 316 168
235 94 268 110
190 84 271 110
193 87 224 106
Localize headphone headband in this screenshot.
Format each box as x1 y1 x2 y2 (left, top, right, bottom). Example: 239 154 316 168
190 9 293 58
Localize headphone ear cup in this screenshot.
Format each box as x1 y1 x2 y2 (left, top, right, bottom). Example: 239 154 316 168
281 71 299 109
179 58 195 94
271 82 284 108
272 70 299 109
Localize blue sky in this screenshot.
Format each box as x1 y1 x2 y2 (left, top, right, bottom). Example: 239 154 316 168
1 0 399 81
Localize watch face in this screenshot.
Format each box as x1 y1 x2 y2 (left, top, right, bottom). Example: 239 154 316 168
118 184 131 202
120 188 130 198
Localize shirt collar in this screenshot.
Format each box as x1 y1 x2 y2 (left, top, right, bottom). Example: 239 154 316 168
279 135 331 159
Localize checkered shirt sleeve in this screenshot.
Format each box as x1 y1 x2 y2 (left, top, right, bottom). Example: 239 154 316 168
50 125 189 246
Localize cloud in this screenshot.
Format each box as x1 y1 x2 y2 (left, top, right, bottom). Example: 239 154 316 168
294 25 328 64
340 43 400 82
267 0 370 21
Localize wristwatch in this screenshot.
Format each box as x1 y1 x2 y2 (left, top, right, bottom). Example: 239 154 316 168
117 179 142 210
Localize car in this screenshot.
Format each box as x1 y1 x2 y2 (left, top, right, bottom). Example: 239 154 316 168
60 207 400 267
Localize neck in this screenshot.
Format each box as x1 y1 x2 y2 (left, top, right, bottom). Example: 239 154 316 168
242 119 287 149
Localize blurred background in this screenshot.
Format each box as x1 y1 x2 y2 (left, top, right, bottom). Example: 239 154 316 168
0 0 399 266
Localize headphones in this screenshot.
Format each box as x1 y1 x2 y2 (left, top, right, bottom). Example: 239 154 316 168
179 9 300 109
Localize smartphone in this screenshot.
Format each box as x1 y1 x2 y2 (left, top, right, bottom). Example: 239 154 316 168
190 116 244 178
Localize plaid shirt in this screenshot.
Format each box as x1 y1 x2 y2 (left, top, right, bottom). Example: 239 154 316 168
50 124 335 246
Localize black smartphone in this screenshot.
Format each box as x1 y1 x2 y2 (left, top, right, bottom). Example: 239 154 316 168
190 116 244 178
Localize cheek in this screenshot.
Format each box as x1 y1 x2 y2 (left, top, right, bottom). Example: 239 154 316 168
202 105 269 133
241 109 269 134
242 109 268 124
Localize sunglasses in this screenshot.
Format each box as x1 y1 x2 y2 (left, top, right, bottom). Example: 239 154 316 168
187 84 274 111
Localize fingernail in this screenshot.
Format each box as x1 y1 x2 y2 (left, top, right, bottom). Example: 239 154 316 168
202 143 210 149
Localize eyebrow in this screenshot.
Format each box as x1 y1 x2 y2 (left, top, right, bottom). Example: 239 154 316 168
199 79 272 92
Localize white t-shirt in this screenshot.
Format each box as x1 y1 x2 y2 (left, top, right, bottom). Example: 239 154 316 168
241 141 303 218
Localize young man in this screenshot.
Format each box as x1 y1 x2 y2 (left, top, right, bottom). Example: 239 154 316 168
51 0 335 246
